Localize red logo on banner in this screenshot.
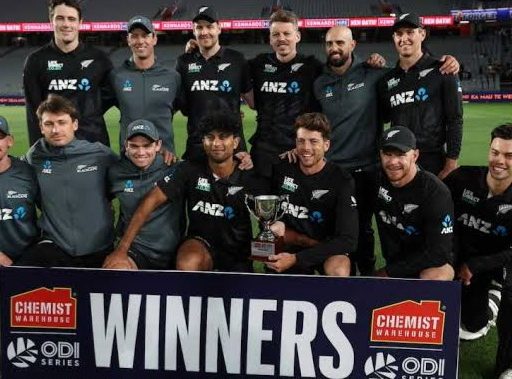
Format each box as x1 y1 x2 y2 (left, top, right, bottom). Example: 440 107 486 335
10 288 77 329
370 300 445 345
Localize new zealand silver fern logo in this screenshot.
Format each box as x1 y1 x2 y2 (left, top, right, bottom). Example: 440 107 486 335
7 337 38 368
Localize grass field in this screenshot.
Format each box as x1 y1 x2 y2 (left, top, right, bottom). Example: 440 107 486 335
2 103 512 378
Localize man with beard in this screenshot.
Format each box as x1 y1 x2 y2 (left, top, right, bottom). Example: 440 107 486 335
378 13 463 178
109 16 181 155
104 111 264 272
375 126 454 280
443 125 512 369
24 0 113 146
176 6 253 164
267 113 357 276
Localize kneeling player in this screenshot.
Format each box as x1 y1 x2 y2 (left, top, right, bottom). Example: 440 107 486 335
267 113 357 275
105 120 184 270
104 111 264 272
375 126 454 279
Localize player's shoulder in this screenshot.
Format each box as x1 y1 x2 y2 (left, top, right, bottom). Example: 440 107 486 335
418 169 451 198
324 161 353 181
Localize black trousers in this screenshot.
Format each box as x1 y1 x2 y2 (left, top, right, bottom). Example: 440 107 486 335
496 266 512 376
461 271 494 331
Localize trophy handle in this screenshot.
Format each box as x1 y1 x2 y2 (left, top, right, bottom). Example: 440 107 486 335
274 194 289 222
244 194 258 221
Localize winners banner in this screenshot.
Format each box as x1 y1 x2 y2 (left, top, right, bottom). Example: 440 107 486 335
0 267 460 378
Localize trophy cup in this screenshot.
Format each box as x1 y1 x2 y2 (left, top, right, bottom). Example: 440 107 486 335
245 194 288 261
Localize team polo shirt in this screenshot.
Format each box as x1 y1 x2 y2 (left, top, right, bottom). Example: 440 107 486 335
176 47 252 148
249 53 322 152
445 166 512 274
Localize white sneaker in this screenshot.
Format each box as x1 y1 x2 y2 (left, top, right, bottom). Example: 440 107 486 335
459 324 490 341
499 369 512 379
489 288 501 327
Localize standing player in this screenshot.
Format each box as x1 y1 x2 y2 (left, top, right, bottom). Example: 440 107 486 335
375 126 454 280
176 6 253 163
106 120 184 270
268 113 357 275
378 13 463 178
249 9 323 178
0 116 39 266
17 95 117 268
23 0 113 146
104 111 264 272
110 16 181 154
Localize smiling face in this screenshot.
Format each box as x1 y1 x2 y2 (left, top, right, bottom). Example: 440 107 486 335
325 26 355 68
392 26 425 59
295 127 329 174
125 135 161 170
193 20 221 52
488 138 512 182
269 21 300 62
202 130 239 164
380 148 419 187
127 28 157 61
50 3 81 48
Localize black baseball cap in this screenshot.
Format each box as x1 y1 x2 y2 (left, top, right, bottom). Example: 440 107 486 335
0 116 10 136
127 15 155 34
193 6 219 23
126 120 159 141
381 126 416 153
393 13 423 32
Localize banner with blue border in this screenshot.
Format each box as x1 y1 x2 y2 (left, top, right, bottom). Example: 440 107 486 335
1 267 461 378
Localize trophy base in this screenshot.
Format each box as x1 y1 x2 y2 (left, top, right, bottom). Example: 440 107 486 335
249 240 281 261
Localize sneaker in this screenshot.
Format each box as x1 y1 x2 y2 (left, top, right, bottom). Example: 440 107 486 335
489 288 501 326
459 324 490 341
499 369 512 379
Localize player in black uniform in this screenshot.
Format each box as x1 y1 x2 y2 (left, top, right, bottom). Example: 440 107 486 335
375 126 455 280
0 116 39 265
267 113 357 275
176 6 253 163
378 13 463 178
23 0 113 146
445 124 512 343
105 111 264 272
249 9 323 178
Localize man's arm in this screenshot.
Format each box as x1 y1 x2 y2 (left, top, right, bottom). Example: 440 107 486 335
103 187 168 268
23 55 43 145
241 89 254 109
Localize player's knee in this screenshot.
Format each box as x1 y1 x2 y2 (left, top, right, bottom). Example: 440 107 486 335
323 255 351 277
420 263 454 281
176 239 213 271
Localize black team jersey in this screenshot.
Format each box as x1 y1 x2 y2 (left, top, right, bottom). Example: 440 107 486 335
271 161 358 269
377 54 463 159
176 48 252 157
376 169 454 277
158 161 265 271
23 40 113 146
249 53 323 153
444 166 512 274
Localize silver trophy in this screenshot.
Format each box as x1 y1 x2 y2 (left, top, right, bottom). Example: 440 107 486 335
245 194 288 260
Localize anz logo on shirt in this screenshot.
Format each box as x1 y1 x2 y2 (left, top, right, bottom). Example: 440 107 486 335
190 80 232 92
42 160 52 174
191 201 235 220
281 201 309 220
124 180 134 193
48 78 91 91
458 213 508 236
440 214 453 234
260 81 301 94
0 206 27 221
390 87 429 108
378 210 420 235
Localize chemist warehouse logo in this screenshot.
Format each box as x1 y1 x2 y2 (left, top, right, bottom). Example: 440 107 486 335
370 300 445 345
10 287 77 329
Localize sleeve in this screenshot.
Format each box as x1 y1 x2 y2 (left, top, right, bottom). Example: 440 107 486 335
157 161 189 202
240 56 253 94
442 74 464 159
467 247 512 274
100 54 117 112
172 70 182 113
295 174 359 269
174 57 189 116
377 75 391 124
23 54 44 145
386 183 454 277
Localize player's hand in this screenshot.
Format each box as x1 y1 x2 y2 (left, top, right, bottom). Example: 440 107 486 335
366 53 386 68
266 253 296 273
0 252 13 267
457 263 473 286
278 148 297 163
103 250 134 270
235 151 253 170
437 158 458 180
160 147 178 166
439 55 460 75
185 39 199 53
270 221 285 238
375 267 389 277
